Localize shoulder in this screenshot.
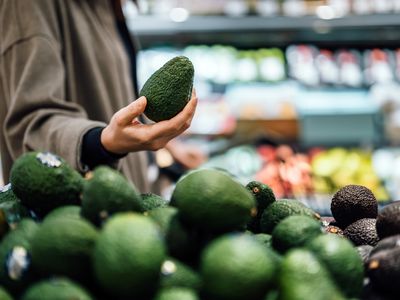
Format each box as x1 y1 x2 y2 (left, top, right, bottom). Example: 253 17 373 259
0 0 63 55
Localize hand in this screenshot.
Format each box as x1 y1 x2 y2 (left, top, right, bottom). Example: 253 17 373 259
101 89 198 154
165 140 208 170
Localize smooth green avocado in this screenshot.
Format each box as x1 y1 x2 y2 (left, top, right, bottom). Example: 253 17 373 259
10 152 83 216
140 56 194 122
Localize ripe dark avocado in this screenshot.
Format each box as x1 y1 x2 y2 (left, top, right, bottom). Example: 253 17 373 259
367 247 400 296
140 56 194 122
331 185 378 228
343 218 379 246
376 201 400 239
370 234 400 256
246 181 275 233
81 166 143 226
357 245 373 267
10 152 83 216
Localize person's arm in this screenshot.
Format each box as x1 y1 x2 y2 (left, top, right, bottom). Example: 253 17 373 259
1 35 106 172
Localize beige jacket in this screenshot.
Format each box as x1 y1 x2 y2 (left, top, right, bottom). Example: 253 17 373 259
0 0 152 192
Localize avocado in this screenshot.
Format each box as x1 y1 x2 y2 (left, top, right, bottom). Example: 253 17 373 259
260 199 320 234
0 219 39 294
361 282 397 300
200 233 277 300
93 213 166 298
331 185 377 228
141 193 168 211
279 249 346 300
357 245 373 267
81 166 143 226
160 258 202 291
10 152 83 217
21 278 93 300
0 184 19 204
367 247 400 296
246 181 276 233
0 200 30 227
154 287 199 300
343 218 379 246
307 234 364 298
31 217 98 282
42 205 81 223
376 201 400 239
253 233 272 247
140 56 194 122
271 215 322 253
370 234 400 257
171 169 256 233
0 286 13 300
148 206 194 261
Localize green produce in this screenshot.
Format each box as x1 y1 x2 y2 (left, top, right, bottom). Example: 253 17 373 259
343 218 379 246
160 258 202 291
0 286 13 300
140 56 194 122
264 290 279 300
0 219 39 293
154 287 199 300
376 201 400 239
148 206 193 260
21 278 93 300
0 201 30 226
0 184 19 204
307 234 364 298
171 169 256 232
279 249 346 300
10 152 83 216
31 217 98 282
260 199 320 233
367 247 400 296
246 181 275 232
42 205 81 223
253 233 272 246
271 215 322 253
201 233 277 300
331 185 378 228
141 193 167 211
93 213 166 298
81 166 143 226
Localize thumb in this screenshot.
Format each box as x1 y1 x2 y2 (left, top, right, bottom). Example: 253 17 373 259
115 96 147 126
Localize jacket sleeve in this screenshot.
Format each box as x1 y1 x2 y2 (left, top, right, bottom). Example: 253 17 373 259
1 35 107 172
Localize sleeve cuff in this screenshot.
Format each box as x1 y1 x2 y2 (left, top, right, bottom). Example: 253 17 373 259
81 127 127 170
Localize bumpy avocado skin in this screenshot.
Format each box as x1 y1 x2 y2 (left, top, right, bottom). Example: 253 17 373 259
140 56 194 122
343 218 379 246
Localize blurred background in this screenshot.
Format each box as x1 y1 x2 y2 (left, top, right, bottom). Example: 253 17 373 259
4 0 400 214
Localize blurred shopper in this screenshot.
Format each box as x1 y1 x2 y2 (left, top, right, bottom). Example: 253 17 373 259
0 0 206 192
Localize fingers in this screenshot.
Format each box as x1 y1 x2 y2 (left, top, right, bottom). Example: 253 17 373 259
114 96 147 126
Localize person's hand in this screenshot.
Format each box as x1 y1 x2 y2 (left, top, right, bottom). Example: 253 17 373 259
101 90 198 154
165 140 208 170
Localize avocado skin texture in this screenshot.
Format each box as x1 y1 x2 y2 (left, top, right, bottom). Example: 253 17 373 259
81 166 143 226
21 278 93 300
307 234 364 298
154 287 199 300
331 185 377 228
344 218 379 246
260 199 319 234
0 219 39 294
271 215 322 253
171 169 256 233
376 201 400 239
140 56 194 122
10 152 83 216
246 181 276 233
367 247 400 296
279 249 346 300
141 193 168 211
0 185 19 204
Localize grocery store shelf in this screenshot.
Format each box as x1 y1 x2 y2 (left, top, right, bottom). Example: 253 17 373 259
128 14 400 48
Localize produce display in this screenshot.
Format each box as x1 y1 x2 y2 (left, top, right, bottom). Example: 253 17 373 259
0 151 399 299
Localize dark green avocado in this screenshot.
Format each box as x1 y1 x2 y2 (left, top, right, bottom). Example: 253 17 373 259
140 56 194 122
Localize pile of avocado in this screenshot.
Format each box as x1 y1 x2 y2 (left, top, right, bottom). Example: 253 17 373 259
1 151 400 300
